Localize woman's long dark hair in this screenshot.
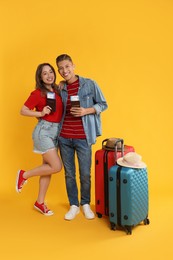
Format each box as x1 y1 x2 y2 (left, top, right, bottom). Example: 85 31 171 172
35 63 60 95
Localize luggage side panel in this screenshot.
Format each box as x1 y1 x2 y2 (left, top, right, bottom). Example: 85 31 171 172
95 149 106 217
95 150 119 216
109 165 149 232
120 167 149 227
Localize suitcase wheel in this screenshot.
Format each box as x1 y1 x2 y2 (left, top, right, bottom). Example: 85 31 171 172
97 213 102 218
110 222 116 231
124 226 132 235
144 218 150 225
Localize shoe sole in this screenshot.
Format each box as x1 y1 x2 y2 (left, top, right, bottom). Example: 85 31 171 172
34 205 54 216
83 214 95 220
15 170 27 193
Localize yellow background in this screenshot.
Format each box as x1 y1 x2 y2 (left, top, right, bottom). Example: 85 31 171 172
0 0 173 259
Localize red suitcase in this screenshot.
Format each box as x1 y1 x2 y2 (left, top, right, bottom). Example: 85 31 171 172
95 138 135 218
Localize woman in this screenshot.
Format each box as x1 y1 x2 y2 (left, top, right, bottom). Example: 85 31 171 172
16 63 63 216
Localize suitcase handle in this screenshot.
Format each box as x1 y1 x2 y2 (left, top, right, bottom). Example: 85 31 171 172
115 139 124 161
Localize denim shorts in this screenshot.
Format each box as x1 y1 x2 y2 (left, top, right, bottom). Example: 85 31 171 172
32 120 60 154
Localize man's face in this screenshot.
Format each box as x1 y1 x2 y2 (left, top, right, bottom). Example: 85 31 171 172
57 60 75 83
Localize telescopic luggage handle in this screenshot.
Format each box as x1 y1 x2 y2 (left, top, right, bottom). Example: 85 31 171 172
114 139 124 161
102 138 124 161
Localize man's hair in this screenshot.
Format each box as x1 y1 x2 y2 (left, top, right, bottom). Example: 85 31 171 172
56 54 73 64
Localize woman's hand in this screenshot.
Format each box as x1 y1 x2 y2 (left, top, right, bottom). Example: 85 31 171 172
58 80 66 90
41 106 52 116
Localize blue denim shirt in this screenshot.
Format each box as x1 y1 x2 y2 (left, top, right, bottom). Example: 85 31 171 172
59 76 108 145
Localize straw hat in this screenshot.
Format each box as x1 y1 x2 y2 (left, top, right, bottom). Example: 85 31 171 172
102 138 123 151
117 152 147 169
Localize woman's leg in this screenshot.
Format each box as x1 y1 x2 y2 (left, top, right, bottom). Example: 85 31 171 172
16 149 62 193
34 173 53 216
36 157 52 204
23 148 62 179
33 151 62 215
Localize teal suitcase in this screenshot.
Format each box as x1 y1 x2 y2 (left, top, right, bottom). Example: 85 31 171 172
108 165 149 234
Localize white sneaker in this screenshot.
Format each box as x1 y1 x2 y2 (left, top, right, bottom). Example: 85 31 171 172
82 204 95 220
64 205 80 220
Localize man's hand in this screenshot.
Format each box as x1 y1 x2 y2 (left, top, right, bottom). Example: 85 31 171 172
70 107 96 117
70 107 86 117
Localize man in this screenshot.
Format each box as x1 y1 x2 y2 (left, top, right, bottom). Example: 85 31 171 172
56 54 108 220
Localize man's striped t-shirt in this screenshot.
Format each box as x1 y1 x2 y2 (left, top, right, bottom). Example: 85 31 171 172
60 79 86 139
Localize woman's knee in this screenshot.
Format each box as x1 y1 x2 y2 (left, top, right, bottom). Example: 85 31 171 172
52 161 62 173
43 150 62 173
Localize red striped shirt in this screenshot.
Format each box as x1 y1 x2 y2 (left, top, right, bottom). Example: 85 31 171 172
60 79 86 139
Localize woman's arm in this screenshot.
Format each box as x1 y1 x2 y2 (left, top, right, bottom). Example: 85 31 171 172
20 105 51 117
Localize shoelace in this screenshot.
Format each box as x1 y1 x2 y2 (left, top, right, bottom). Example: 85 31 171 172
42 203 50 213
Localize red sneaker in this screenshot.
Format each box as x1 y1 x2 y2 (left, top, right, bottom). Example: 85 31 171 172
34 201 54 216
16 170 27 193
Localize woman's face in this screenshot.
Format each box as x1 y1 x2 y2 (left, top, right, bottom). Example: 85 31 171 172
41 65 55 86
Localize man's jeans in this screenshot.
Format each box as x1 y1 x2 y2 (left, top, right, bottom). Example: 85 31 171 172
58 137 92 206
